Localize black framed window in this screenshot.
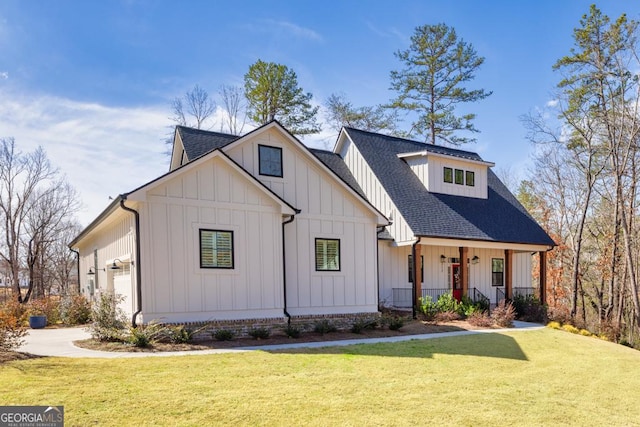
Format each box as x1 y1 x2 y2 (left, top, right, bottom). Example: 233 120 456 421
408 254 424 283
443 167 453 183
492 258 504 286
465 171 475 187
200 229 234 269
258 145 283 177
315 239 340 271
455 169 464 185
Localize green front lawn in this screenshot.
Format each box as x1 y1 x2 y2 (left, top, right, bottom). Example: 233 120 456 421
1 329 639 426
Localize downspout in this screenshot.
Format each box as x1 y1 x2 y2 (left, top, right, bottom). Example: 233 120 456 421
411 239 420 319
282 213 298 324
70 248 80 294
375 226 387 312
119 195 143 327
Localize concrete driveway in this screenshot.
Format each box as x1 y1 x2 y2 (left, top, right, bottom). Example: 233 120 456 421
18 321 544 359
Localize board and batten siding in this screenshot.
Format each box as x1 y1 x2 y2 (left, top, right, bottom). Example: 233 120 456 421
338 135 414 245
76 212 136 315
138 155 286 323
378 243 533 305
225 128 380 315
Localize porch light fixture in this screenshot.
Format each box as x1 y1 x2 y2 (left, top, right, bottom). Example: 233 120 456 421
440 255 446 264
87 266 106 275
471 255 480 265
109 259 131 270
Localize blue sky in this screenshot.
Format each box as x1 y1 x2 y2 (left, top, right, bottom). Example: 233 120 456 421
0 1 635 224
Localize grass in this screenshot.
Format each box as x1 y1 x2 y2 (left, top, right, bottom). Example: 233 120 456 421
1 329 640 426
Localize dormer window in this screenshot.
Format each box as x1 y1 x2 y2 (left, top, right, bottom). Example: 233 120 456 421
454 169 464 185
259 145 283 177
444 167 453 183
466 171 475 187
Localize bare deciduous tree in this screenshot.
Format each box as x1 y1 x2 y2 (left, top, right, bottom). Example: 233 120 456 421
171 84 216 130
218 84 246 135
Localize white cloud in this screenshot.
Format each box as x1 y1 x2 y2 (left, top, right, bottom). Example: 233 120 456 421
256 19 323 42
0 72 7 79
546 99 559 108
0 89 169 226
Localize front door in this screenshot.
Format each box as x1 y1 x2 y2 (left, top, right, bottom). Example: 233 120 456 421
451 264 462 301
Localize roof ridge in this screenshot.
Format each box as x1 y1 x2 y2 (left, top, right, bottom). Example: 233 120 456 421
177 125 238 139
344 127 482 158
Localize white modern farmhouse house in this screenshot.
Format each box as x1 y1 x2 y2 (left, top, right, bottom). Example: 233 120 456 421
69 121 554 326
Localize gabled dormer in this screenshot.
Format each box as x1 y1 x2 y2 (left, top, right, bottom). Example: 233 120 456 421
397 149 494 199
169 126 238 171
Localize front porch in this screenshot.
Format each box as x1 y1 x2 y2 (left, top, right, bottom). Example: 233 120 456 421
379 239 550 311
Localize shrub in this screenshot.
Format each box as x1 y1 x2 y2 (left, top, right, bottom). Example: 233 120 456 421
512 294 547 323
547 305 572 324
248 327 271 339
1 299 27 325
126 321 166 348
213 329 235 341
562 324 580 334
467 311 493 328
86 293 128 342
350 319 378 334
546 321 562 330
26 297 60 325
579 329 592 337
282 324 301 338
491 300 516 328
434 311 462 323
436 292 462 315
418 296 438 320
0 309 28 352
164 325 195 344
59 295 92 325
313 319 337 335
387 316 405 331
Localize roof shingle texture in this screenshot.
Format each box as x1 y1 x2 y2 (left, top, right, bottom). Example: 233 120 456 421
177 126 238 160
344 128 555 246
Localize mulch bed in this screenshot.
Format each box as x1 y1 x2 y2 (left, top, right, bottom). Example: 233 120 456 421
72 319 498 353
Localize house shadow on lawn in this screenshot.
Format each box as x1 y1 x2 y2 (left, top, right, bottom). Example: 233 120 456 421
267 332 529 361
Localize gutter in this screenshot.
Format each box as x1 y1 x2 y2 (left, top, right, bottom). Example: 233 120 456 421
119 195 143 327
282 213 298 324
411 238 420 319
70 248 80 294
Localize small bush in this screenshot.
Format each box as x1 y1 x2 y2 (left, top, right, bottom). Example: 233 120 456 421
0 309 28 352
126 321 166 348
387 316 405 331
562 324 580 334
491 300 516 328
418 296 438 320
213 329 235 341
283 324 301 338
436 292 462 315
547 321 562 330
59 295 92 325
467 311 493 328
165 325 195 344
86 293 128 342
26 297 60 325
313 319 337 335
248 327 271 339
579 329 592 337
350 319 378 334
512 294 547 323
434 311 462 323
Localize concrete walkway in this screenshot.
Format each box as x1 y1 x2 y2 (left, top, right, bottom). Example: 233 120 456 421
18 321 544 359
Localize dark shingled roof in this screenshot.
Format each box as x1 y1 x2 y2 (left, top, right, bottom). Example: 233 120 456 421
344 127 555 246
177 126 238 160
309 148 366 199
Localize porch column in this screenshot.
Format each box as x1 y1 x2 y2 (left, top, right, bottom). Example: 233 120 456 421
505 249 513 300
539 251 547 305
414 244 422 308
459 246 468 297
